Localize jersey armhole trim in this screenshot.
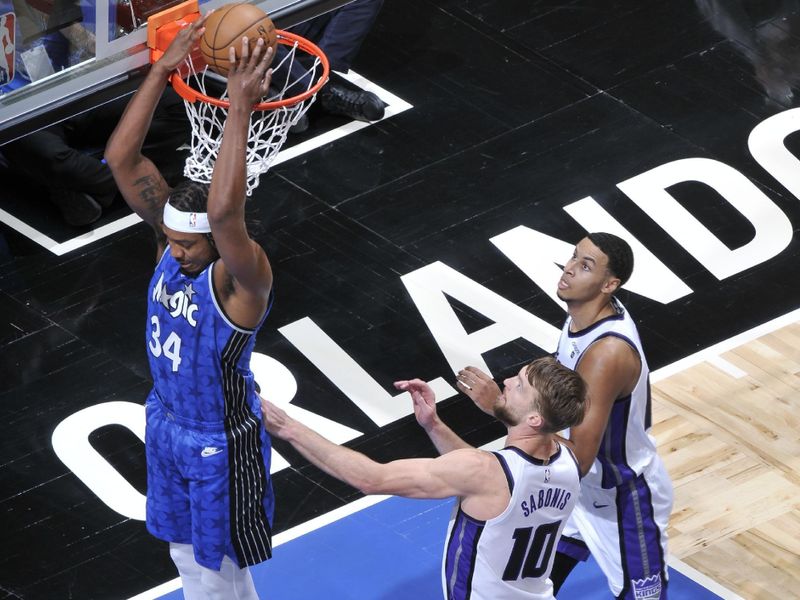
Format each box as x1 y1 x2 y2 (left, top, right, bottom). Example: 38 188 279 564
573 331 641 371
456 504 488 527
208 262 257 334
562 443 583 480
492 451 514 495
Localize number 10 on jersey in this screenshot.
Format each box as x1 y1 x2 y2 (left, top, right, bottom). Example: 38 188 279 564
502 521 561 581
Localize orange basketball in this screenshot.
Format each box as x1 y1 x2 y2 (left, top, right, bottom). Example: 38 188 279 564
199 3 278 77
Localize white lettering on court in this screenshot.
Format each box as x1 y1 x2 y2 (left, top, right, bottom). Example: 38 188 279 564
52 401 146 520
617 157 792 279
279 317 458 426
250 352 363 473
748 107 800 202
490 210 692 306
52 109 800 518
563 197 693 302
401 261 560 376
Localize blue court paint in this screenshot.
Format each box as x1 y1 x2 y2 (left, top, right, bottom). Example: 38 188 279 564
558 552 723 599
158 496 724 599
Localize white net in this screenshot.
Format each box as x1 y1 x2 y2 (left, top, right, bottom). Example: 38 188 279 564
179 38 324 196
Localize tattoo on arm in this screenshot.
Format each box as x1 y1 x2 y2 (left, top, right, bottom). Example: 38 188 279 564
134 175 168 241
134 175 168 220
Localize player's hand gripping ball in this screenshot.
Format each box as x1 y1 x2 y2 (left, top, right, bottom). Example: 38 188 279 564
199 3 278 77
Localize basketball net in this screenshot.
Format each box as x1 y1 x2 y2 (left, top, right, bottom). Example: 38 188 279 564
178 35 326 196
146 1 330 196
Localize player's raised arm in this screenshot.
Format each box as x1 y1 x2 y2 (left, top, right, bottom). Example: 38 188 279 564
206 38 274 303
262 396 498 500
394 379 473 454
105 15 210 253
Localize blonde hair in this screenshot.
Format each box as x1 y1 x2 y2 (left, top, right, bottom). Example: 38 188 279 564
525 357 587 433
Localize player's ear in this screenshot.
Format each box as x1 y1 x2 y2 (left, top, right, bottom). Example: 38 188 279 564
526 412 543 429
602 275 621 295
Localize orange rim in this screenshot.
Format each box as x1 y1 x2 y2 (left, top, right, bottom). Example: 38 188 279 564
170 30 330 110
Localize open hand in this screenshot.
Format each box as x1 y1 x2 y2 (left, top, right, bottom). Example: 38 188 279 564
260 395 289 438
226 37 273 110
456 366 502 416
157 11 211 74
394 378 439 431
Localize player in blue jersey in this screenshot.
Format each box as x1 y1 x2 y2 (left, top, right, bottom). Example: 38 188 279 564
458 233 673 599
262 356 587 600
105 15 276 599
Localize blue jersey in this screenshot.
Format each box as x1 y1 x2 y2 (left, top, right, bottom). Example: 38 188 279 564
146 249 267 423
144 249 274 569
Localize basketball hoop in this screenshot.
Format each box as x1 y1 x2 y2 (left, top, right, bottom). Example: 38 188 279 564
147 2 330 196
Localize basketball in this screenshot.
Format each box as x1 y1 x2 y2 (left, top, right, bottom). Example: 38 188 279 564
199 3 278 77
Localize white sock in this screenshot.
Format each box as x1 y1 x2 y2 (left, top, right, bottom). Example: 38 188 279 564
170 542 260 600
199 555 259 600
169 543 205 600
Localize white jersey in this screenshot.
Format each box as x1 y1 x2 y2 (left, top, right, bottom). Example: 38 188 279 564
554 298 673 598
555 297 657 488
442 444 581 600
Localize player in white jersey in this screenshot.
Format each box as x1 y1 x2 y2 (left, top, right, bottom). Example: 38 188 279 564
261 356 587 599
444 444 580 599
549 233 673 599
456 233 673 599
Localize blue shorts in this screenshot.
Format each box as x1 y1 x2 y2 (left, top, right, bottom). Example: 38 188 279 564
145 392 274 570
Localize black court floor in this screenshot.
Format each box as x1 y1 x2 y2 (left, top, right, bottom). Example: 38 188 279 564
2 0 800 598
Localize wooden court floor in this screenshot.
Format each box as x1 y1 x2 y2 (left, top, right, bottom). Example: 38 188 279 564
653 319 800 599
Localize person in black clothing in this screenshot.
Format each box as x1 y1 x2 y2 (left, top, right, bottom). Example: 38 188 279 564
282 0 386 132
1 91 189 227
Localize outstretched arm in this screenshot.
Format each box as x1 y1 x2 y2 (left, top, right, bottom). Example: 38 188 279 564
105 14 210 255
262 397 494 499
393 379 472 454
207 39 274 310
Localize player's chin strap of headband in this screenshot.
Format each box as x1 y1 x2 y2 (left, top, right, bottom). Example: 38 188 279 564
162 200 211 234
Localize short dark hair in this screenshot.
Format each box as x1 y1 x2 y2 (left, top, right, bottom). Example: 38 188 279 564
525 357 587 433
587 232 634 286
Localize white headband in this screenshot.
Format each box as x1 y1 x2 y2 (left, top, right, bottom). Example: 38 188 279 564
163 201 211 233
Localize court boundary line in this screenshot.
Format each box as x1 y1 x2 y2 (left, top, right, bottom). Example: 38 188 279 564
667 556 745 600
126 494 391 600
0 71 412 257
650 307 800 383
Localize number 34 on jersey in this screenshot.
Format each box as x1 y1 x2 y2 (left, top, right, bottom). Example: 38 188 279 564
149 274 202 372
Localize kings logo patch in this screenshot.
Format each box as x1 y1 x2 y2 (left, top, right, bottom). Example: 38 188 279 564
631 574 662 599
